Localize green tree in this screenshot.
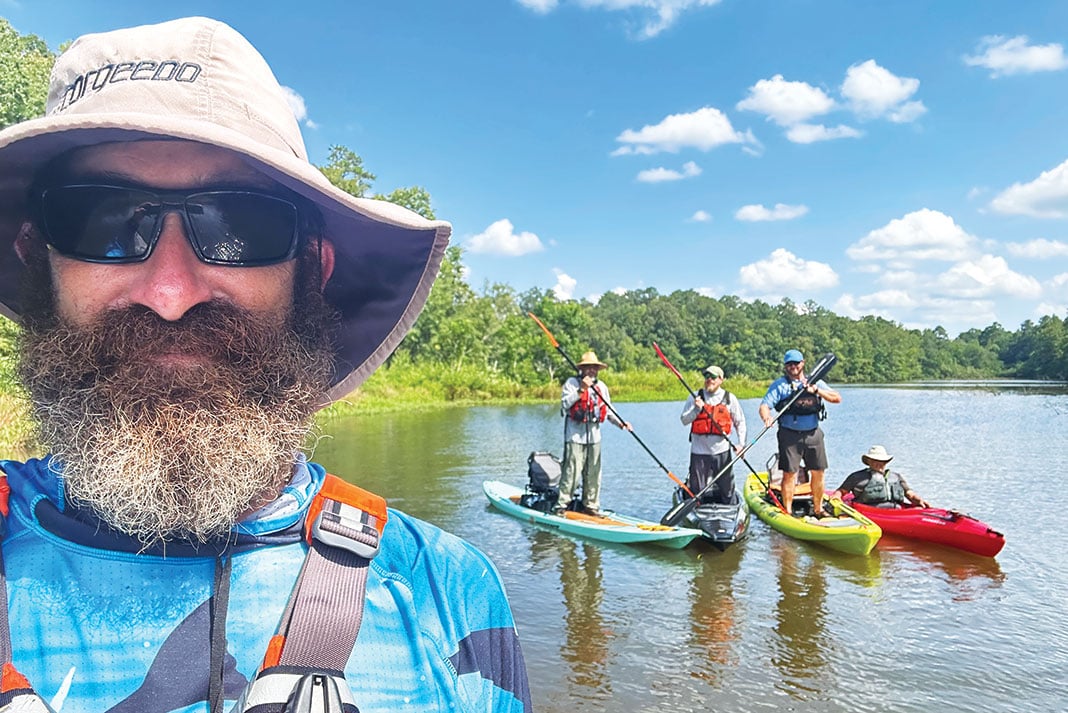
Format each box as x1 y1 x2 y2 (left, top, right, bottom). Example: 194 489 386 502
376 186 435 220
0 18 54 128
317 145 376 198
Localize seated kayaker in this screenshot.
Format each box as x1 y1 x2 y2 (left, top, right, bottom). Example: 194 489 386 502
829 445 929 509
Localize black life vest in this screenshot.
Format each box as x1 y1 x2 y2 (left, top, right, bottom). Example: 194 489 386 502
691 389 733 436
774 383 825 418
568 385 607 423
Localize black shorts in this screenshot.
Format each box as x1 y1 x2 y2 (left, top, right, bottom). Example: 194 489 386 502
777 427 828 472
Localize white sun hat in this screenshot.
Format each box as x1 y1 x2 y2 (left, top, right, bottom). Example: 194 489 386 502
0 16 450 406
861 445 894 465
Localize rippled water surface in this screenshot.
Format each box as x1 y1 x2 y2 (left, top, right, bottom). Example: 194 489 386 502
313 385 1068 712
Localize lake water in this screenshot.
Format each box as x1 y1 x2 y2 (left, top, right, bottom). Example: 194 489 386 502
312 384 1068 712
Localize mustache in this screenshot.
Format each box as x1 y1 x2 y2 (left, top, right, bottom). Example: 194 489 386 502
20 301 323 405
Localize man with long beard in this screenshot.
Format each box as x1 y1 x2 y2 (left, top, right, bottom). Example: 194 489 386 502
0 17 529 713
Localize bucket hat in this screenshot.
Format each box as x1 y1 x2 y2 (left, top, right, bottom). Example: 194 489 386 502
0 16 449 406
783 349 804 364
576 351 608 369
861 445 894 465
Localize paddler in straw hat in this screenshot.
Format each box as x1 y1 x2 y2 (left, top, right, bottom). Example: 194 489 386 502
0 16 528 711
830 445 930 508
556 350 631 517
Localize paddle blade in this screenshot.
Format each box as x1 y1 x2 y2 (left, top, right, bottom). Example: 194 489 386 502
661 498 692 527
527 312 560 347
807 352 838 384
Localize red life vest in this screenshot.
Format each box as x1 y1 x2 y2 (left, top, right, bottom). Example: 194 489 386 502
568 387 607 423
691 390 733 436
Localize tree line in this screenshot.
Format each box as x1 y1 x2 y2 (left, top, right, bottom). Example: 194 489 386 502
392 249 1067 384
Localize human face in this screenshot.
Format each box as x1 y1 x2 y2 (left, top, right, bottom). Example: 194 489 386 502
703 373 722 392
579 365 601 380
784 360 804 379
39 140 314 328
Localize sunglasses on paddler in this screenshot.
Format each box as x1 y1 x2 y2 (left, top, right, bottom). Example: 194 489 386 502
35 184 304 266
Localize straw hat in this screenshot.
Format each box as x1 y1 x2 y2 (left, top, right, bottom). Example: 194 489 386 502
0 17 449 406
576 351 608 369
861 445 894 465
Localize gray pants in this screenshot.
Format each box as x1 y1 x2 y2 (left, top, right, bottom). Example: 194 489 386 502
558 441 602 512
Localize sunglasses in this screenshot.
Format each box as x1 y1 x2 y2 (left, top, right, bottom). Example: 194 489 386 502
37 184 303 266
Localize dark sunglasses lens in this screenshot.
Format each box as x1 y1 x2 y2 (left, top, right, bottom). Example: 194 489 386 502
42 186 158 261
186 192 298 265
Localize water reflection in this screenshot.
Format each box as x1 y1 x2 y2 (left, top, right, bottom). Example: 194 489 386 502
528 530 613 700
687 549 742 684
771 540 833 697
878 537 1005 601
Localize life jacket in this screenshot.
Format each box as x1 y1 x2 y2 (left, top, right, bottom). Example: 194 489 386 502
854 469 906 505
690 390 734 436
774 383 826 419
567 383 607 423
0 471 385 713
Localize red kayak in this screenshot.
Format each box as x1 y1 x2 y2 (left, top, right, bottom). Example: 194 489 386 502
843 498 1005 557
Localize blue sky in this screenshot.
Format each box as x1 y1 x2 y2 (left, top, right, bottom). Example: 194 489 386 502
5 0 1068 336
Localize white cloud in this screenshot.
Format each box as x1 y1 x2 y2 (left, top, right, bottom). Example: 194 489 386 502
1006 238 1068 258
934 255 1042 299
835 293 1000 331
736 74 835 126
738 248 839 291
785 123 862 143
1036 302 1068 318
989 158 1068 218
833 291 916 321
467 219 544 256
517 0 557 12
964 35 1068 77
690 210 712 222
1040 274 1068 317
735 203 809 222
552 269 577 300
636 160 702 182
847 209 978 265
518 0 722 39
281 86 317 129
614 106 748 155
840 60 926 122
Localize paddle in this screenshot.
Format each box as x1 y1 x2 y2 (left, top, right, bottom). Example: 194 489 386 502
661 352 838 527
528 313 694 497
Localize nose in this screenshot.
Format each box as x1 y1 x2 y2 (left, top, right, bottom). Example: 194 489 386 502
125 213 214 321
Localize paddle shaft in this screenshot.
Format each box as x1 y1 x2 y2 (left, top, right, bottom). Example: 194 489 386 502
529 314 692 494
661 352 838 527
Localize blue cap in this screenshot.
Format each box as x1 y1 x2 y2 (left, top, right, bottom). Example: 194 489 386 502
783 349 804 364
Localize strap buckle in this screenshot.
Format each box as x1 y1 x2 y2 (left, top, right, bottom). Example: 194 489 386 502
311 499 381 560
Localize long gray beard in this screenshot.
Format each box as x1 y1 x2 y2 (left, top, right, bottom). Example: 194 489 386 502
19 301 333 545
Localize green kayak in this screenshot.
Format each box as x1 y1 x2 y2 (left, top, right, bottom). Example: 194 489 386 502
743 473 882 555
483 480 700 550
